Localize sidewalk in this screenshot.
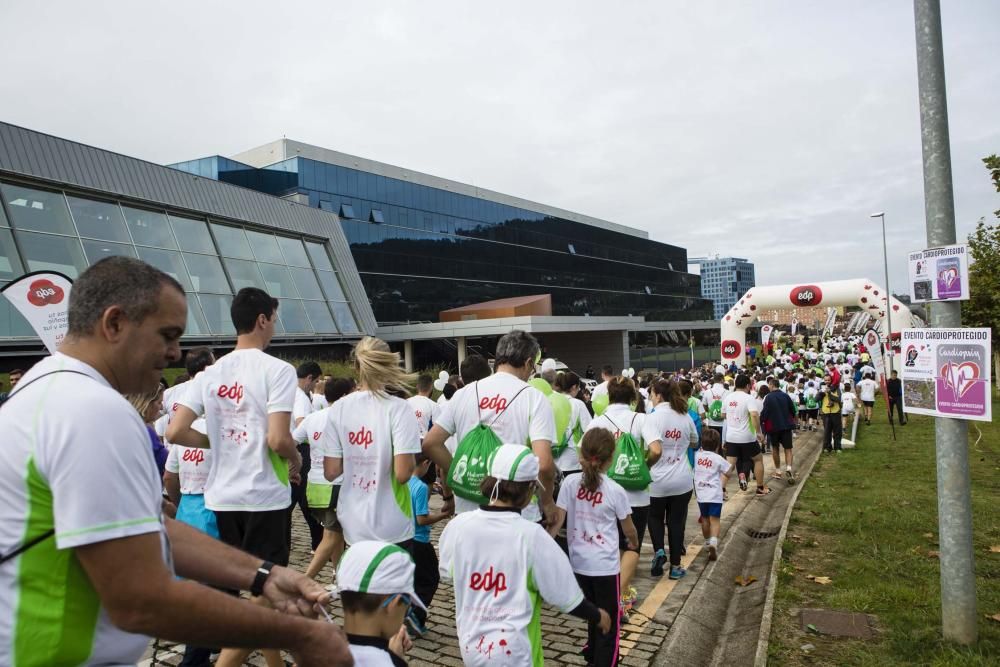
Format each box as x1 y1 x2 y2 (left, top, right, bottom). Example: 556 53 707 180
143 431 822 666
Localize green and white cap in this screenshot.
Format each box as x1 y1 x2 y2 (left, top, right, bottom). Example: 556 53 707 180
488 443 541 484
336 541 427 610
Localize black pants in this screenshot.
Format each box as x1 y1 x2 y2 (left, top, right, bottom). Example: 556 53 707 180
179 645 217 667
575 573 620 667
822 413 843 451
888 397 906 425
289 442 324 551
648 491 692 567
411 540 439 625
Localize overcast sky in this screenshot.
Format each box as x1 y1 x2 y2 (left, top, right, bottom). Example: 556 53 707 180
2 0 997 295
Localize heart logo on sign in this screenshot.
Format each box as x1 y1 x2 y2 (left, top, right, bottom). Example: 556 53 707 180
941 362 979 399
940 267 958 288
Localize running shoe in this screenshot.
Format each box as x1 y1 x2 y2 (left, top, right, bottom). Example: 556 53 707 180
786 469 796 485
404 609 428 638
707 542 718 561
651 549 667 577
738 472 748 491
624 586 638 608
669 566 687 580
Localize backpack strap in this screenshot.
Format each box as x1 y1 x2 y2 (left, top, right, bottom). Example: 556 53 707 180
0 368 97 565
604 413 623 434
488 386 530 428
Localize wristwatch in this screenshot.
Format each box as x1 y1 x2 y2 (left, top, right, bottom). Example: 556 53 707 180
250 560 275 597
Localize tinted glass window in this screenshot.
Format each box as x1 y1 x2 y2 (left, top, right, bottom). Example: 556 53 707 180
223 258 265 292
331 302 358 333
123 206 176 248
316 270 346 301
0 286 34 337
276 236 311 267
305 241 334 271
0 228 24 281
257 263 298 298
15 230 87 278
2 184 76 235
211 223 254 260
0 199 7 226
245 229 284 264
184 296 211 336
169 215 214 253
82 240 137 265
196 294 237 335
287 267 323 300
136 247 193 291
66 196 131 243
302 300 337 333
278 298 310 333
183 253 230 293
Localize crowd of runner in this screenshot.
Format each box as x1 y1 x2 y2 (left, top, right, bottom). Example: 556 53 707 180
0 257 899 667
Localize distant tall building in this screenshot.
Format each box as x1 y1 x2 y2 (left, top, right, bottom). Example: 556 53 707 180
688 256 756 320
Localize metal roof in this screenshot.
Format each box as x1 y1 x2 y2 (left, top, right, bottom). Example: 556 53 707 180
0 121 377 335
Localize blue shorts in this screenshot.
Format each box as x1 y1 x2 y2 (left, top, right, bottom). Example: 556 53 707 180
176 493 220 539
698 502 722 518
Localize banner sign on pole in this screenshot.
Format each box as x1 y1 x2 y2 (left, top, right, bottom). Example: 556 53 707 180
0 271 73 354
790 317 798 337
907 244 970 303
900 328 992 422
823 307 837 337
760 325 773 347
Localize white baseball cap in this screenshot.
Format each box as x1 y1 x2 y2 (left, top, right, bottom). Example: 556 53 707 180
336 541 427 610
540 358 558 374
489 443 541 484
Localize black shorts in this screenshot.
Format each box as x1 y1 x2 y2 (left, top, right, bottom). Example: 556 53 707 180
769 430 794 450
804 409 818 419
310 486 342 532
618 504 648 553
725 441 762 461
863 400 875 408
215 508 291 567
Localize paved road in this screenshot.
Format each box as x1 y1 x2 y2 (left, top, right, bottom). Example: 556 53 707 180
143 431 816 665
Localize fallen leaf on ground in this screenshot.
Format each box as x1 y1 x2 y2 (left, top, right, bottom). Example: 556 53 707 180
807 575 833 585
987 613 1000 624
923 533 934 539
791 534 803 542
735 575 758 587
928 551 940 558
989 545 1000 553
806 623 819 634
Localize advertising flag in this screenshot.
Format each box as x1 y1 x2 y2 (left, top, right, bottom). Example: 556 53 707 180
0 271 73 354
760 325 773 347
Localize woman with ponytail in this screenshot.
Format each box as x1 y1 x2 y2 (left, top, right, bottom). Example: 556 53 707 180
551 429 637 667
322 336 424 549
643 379 699 580
585 376 661 620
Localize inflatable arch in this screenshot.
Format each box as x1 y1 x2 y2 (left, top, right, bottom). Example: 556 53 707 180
719 278 915 367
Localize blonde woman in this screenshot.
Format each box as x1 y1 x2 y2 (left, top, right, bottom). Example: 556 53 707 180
124 384 167 476
322 337 423 548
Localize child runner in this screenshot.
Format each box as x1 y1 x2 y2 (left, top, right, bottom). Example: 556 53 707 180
439 444 611 666
407 453 451 636
337 540 421 666
552 429 638 667
694 429 730 560
841 382 857 431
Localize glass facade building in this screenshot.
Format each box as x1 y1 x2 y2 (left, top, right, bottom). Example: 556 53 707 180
172 141 713 324
0 123 374 350
688 256 756 320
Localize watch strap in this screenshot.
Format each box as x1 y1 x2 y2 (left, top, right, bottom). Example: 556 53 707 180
250 560 274 597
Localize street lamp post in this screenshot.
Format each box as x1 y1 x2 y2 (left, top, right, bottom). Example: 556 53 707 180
870 212 893 372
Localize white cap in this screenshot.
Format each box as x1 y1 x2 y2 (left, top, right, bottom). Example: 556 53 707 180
336 541 427 610
715 364 726 375
489 443 541 484
540 358 558 374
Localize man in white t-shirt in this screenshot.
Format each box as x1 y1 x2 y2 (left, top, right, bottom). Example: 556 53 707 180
0 258 348 667
169 287 319 667
292 361 325 553
857 373 879 424
408 373 440 439
423 330 557 524
590 364 615 400
702 373 728 435
722 374 769 495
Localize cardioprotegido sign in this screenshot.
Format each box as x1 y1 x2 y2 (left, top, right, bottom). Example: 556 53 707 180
900 328 992 422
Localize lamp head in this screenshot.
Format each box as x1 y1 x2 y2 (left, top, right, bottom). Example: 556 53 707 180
869 212 885 218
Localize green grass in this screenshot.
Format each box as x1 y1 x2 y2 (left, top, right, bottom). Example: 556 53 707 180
769 396 1000 666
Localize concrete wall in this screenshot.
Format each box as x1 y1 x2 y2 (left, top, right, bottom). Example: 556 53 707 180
536 331 628 375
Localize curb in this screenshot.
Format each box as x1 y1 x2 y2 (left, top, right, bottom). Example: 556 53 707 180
752 435 828 667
